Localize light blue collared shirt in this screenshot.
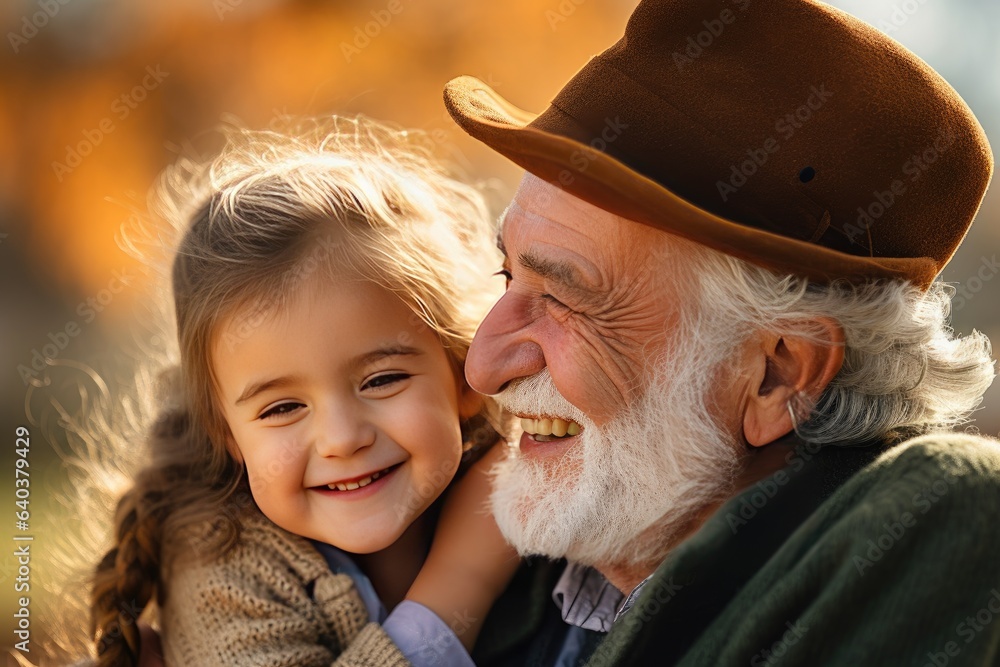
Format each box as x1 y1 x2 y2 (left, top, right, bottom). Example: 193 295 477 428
552 561 652 629
310 541 474 667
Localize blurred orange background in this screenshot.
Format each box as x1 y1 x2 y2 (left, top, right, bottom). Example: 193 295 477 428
1 0 998 663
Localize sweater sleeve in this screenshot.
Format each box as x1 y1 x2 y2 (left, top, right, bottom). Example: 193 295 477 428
331 623 411 667
382 600 475 666
160 514 410 667
685 434 1000 667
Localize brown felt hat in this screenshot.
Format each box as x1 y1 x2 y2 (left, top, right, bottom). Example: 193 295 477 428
444 0 994 289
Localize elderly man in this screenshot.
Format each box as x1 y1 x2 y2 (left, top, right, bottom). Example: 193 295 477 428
445 0 1000 664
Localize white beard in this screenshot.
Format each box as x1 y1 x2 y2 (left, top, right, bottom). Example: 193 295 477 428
489 332 745 569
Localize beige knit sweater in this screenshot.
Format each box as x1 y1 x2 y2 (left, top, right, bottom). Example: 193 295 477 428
160 509 411 667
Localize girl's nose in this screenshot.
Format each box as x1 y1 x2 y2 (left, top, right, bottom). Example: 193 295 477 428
312 400 376 459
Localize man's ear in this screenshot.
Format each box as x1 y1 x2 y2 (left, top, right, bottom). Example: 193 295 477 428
743 318 845 447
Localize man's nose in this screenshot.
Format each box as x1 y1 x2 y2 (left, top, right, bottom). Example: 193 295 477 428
312 400 376 458
466 291 545 395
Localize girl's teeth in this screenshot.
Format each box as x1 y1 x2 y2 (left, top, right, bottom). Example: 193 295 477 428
327 469 385 491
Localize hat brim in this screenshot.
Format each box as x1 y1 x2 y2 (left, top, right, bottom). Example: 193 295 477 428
444 76 939 288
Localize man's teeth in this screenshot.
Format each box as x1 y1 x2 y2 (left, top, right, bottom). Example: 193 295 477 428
327 467 389 492
520 417 581 438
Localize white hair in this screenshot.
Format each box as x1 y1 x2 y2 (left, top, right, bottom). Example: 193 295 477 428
682 241 995 444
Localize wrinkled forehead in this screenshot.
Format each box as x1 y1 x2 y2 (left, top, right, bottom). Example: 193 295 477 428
496 199 597 252
497 178 683 280
497 176 622 255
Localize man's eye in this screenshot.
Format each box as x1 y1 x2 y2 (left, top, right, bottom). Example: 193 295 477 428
259 402 304 420
494 268 512 289
542 293 570 312
362 373 411 392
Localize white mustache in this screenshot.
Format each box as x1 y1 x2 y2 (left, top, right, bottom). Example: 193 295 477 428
492 369 586 426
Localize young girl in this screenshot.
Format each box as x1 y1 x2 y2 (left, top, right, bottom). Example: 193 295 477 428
89 117 521 666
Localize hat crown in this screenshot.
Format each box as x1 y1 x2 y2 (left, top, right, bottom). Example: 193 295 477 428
530 0 992 268
443 0 993 286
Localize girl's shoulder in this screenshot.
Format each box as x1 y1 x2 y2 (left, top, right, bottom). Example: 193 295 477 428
165 505 339 601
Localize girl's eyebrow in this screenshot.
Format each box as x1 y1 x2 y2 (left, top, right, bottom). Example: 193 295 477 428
234 345 424 406
351 344 424 371
235 375 304 406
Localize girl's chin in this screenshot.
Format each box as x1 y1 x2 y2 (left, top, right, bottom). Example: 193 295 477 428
326 504 436 555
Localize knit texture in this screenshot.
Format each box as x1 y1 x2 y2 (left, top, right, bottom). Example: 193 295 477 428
160 510 410 666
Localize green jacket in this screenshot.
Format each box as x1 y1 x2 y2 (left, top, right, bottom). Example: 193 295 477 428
588 433 1000 666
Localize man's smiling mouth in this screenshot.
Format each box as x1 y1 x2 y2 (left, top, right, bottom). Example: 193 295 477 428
519 416 582 442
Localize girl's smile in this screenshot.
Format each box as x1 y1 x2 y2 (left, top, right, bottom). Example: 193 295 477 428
309 461 403 500
314 461 402 492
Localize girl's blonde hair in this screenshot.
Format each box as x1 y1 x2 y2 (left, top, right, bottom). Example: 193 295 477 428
89 116 503 665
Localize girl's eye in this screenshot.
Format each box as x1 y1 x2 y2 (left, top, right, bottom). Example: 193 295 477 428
362 373 411 392
259 402 304 420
